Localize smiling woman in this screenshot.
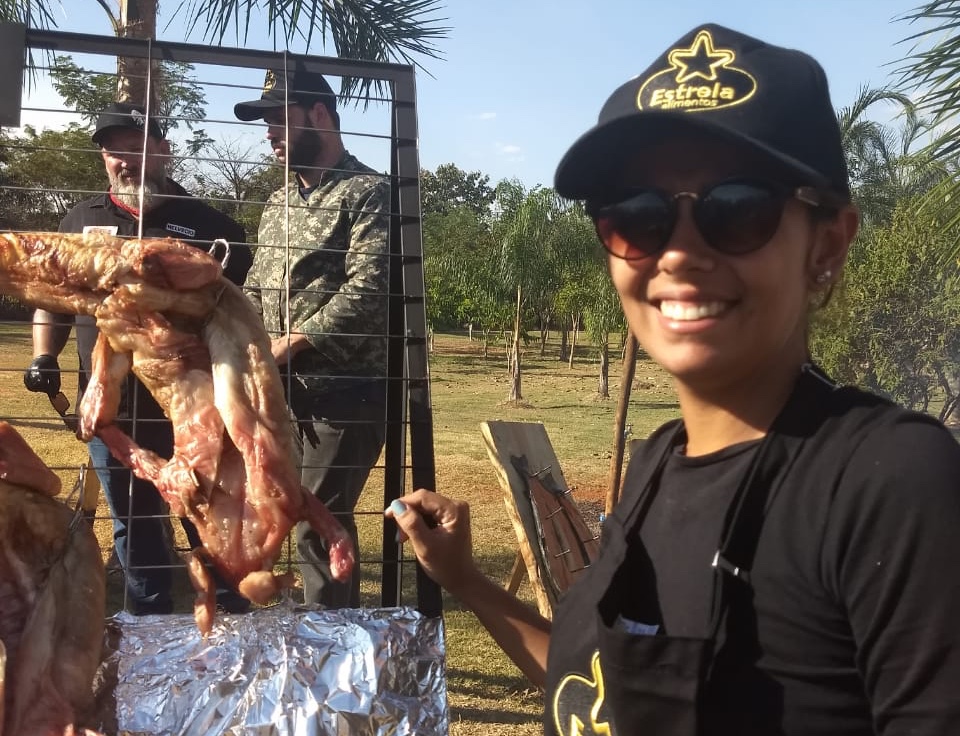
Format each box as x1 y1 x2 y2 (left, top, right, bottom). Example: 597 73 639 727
388 20 960 736
596 137 856 412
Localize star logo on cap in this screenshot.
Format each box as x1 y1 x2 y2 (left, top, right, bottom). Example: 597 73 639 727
668 30 735 84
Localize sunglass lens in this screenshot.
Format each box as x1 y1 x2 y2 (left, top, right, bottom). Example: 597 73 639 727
697 182 784 254
597 192 672 259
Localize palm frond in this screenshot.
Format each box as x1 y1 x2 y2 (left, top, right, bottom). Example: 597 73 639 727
173 0 449 105
0 0 56 27
895 0 960 121
837 85 914 136
892 0 960 262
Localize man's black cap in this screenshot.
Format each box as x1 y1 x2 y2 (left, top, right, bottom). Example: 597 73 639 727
91 102 164 146
234 66 337 121
554 24 850 201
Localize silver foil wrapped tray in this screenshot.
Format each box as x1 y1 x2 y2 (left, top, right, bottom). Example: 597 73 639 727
93 605 448 735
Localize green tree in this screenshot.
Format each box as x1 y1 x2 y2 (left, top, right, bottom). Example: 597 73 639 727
810 76 960 419
812 199 960 420
583 264 626 399
49 56 207 138
457 244 514 357
493 185 563 402
422 205 495 330
420 163 495 218
547 201 597 364
0 124 104 230
492 177 528 223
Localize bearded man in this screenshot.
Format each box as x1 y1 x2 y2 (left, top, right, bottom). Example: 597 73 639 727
23 102 252 616
234 66 390 609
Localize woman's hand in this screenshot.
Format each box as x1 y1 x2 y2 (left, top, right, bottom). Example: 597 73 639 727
387 488 552 687
385 489 482 595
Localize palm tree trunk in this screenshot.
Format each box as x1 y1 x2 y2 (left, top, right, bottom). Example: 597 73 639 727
568 313 579 369
509 285 523 401
117 0 160 108
597 336 610 398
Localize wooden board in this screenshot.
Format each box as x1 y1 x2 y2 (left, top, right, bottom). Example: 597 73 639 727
480 420 599 619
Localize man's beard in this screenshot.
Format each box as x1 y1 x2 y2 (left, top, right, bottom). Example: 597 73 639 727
286 127 324 174
109 170 166 212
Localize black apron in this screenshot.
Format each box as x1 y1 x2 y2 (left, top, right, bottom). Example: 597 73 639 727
546 365 836 736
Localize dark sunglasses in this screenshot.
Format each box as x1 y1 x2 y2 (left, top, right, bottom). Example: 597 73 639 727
590 179 834 260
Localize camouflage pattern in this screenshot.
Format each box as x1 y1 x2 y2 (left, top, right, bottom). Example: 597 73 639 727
246 152 390 394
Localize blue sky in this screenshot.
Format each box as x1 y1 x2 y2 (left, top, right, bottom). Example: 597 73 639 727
20 0 928 190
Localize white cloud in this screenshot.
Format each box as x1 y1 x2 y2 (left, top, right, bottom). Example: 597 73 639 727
470 111 496 121
497 143 522 156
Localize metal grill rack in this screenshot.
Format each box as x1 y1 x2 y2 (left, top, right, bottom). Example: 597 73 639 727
0 22 440 617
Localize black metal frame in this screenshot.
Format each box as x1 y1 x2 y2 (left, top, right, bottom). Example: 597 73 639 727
2 23 440 616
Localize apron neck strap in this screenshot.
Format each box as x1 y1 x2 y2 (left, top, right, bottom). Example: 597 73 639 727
706 363 837 641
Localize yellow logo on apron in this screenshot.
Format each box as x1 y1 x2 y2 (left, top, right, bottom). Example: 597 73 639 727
553 651 612 736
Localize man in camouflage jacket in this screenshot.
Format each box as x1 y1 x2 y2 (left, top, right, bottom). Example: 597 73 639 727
236 66 389 608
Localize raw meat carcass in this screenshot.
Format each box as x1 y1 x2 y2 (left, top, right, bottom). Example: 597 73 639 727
88 282 355 633
0 230 221 320
0 421 105 736
0 231 354 635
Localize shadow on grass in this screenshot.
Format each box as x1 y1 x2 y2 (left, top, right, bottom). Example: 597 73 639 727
533 399 679 411
446 666 538 700
437 365 506 377
2 417 74 432
633 400 680 410
449 704 540 726
435 355 506 369
446 666 541 726
0 326 31 344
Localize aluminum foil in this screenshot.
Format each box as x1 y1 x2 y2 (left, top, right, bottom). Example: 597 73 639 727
93 605 448 735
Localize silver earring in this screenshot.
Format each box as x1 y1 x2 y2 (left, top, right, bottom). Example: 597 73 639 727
815 270 832 285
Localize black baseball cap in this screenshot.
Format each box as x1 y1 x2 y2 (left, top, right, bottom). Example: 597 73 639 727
554 24 850 202
91 102 165 145
234 65 337 121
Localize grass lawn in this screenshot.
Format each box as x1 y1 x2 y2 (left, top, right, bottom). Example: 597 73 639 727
0 320 679 735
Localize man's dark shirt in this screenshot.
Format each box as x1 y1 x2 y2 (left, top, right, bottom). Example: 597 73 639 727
59 180 251 417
